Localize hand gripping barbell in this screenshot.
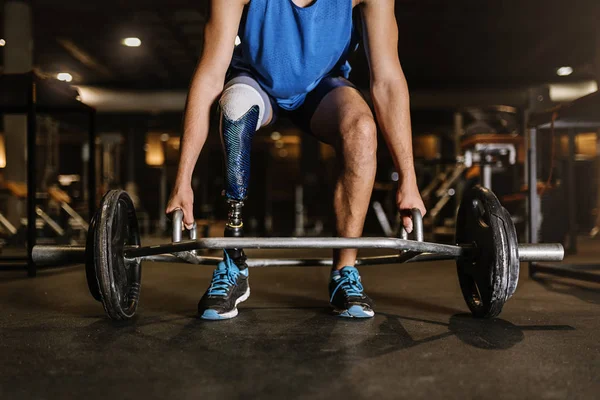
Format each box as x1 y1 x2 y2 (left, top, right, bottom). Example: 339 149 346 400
32 186 564 320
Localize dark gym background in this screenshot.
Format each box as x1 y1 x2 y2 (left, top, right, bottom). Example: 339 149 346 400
0 1 599 399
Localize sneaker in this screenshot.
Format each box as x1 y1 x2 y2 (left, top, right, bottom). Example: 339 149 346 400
329 266 374 318
198 253 250 320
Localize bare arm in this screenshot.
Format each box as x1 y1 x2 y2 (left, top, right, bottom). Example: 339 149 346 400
361 0 426 227
175 0 247 187
167 0 247 227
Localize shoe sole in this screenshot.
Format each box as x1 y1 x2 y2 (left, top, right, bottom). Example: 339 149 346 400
332 304 375 318
200 287 251 320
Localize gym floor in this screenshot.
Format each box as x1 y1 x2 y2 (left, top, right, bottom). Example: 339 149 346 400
1 242 599 399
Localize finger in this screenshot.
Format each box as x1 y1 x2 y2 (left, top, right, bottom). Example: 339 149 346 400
402 215 413 234
183 207 195 230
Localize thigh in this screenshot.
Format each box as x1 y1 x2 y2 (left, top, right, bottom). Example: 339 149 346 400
309 83 374 148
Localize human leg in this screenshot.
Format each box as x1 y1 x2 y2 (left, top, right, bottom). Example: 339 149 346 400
308 83 378 271
199 74 274 320
296 78 377 317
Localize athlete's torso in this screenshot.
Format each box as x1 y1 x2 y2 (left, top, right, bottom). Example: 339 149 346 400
231 0 358 110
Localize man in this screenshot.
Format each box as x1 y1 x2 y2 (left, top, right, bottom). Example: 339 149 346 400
167 0 426 320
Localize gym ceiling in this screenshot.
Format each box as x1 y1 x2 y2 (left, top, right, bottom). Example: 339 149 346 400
1 0 598 91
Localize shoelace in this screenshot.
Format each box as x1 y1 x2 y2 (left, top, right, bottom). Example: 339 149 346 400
330 269 364 303
207 253 240 297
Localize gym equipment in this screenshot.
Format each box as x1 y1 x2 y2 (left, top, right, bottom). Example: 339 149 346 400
3 181 66 238
0 212 18 236
528 91 600 284
425 134 523 241
461 134 522 190
85 190 141 319
0 72 97 275
456 187 519 317
32 186 563 321
48 187 89 232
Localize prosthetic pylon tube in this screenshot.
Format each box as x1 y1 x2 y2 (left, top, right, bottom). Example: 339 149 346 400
220 104 260 268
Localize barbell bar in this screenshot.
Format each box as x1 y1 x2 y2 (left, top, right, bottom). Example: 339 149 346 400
31 240 563 268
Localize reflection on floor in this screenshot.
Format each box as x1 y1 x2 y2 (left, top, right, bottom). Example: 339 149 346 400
0 247 598 399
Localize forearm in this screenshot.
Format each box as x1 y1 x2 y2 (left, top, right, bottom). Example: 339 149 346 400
371 78 417 187
174 73 223 187
166 0 245 224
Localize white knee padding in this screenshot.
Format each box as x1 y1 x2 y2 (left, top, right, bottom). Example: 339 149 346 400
219 83 266 130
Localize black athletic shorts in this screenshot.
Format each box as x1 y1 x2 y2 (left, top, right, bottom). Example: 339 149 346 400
226 68 361 134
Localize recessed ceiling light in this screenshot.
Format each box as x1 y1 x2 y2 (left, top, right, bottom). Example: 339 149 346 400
122 37 142 47
270 131 281 141
0 39 5 47
57 72 73 82
556 66 573 77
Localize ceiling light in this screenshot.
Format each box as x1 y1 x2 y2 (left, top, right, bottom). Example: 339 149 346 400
270 131 281 141
556 66 573 77
235 36 241 46
122 37 142 47
0 39 5 47
549 80 598 102
57 72 73 83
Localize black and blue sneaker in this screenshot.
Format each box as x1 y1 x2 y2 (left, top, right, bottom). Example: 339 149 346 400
329 266 374 318
198 253 250 320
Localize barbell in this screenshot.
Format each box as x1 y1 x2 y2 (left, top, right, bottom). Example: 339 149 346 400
32 186 564 321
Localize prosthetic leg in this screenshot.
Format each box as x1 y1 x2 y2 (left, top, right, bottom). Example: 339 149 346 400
219 77 270 269
196 77 271 320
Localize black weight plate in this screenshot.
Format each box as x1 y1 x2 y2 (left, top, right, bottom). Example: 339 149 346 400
94 190 142 320
455 186 517 318
499 207 520 298
85 211 101 302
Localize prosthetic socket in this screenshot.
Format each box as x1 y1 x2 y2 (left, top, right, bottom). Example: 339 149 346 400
219 82 267 267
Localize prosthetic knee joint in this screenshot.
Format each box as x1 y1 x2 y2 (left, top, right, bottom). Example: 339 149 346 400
219 81 267 267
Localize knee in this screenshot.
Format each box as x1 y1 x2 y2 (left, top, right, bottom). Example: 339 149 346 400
219 83 266 131
339 114 378 163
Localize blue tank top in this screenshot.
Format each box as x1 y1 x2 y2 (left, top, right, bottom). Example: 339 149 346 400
231 0 357 110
